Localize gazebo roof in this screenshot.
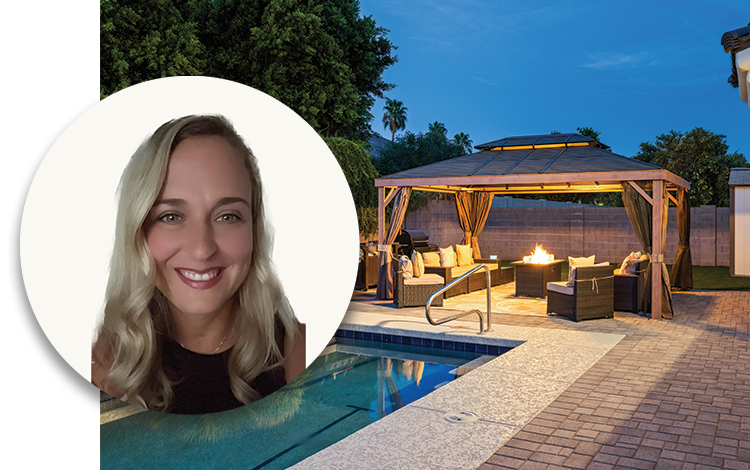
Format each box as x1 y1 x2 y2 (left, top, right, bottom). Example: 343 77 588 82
375 133 690 194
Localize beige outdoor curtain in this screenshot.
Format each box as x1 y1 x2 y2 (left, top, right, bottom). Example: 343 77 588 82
455 192 493 258
622 181 673 318
376 187 412 300
670 188 693 289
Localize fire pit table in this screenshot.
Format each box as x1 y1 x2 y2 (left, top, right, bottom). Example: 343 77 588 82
512 259 564 297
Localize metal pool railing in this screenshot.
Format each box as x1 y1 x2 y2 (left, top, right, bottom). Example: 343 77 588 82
425 263 492 334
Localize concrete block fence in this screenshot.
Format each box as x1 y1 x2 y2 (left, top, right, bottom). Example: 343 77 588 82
400 200 730 267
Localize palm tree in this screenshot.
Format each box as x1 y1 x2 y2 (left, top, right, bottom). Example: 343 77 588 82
428 121 448 139
382 98 407 141
453 132 473 154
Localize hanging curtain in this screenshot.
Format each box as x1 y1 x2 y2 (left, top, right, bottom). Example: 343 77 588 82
376 187 412 300
454 192 493 258
622 181 673 318
670 188 693 289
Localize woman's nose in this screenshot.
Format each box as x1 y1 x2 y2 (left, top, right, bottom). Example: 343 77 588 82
185 219 218 260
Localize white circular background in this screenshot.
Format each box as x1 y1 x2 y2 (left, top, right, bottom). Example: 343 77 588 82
19 76 360 381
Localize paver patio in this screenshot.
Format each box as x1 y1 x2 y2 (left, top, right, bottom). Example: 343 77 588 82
350 286 750 469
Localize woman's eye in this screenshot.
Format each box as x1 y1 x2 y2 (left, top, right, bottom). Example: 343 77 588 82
217 213 241 224
158 213 182 224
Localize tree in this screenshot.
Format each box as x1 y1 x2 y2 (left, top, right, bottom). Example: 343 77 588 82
323 137 379 237
375 130 465 176
634 128 748 207
453 132 473 155
102 0 398 140
375 130 466 212
382 98 407 141
577 126 601 142
427 121 448 139
100 0 205 98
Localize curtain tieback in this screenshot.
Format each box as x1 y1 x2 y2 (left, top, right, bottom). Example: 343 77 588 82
378 244 391 252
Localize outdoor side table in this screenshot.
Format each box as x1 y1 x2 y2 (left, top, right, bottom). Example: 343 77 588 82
512 260 564 297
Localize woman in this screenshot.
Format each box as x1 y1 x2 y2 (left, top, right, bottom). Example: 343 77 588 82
92 115 305 414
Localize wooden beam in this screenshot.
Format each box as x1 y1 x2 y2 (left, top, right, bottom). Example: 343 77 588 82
384 187 398 206
667 191 678 205
378 187 385 249
376 169 690 189
652 180 664 320
628 180 654 206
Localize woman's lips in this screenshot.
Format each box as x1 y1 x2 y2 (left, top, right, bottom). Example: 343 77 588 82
176 268 223 290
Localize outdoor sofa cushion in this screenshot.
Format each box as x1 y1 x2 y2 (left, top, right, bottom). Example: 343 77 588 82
547 281 573 296
403 273 445 286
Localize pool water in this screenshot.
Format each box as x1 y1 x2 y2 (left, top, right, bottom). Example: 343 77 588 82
100 332 509 469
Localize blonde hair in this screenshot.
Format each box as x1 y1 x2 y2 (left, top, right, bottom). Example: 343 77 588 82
94 115 298 411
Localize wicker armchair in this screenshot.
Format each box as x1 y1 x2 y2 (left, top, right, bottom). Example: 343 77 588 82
546 264 614 322
614 260 647 313
393 263 445 308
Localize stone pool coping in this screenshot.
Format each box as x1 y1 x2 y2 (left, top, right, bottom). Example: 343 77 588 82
290 310 624 470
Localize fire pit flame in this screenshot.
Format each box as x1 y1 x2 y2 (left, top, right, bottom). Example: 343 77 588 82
523 245 554 264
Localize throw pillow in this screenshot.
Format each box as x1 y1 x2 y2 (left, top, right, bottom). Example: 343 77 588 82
399 255 413 279
619 251 642 276
567 255 595 287
455 244 473 266
439 246 456 267
422 251 441 267
411 250 424 278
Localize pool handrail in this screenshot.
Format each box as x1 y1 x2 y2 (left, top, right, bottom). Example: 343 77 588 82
425 263 492 334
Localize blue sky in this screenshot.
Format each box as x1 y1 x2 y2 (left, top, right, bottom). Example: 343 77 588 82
360 0 749 158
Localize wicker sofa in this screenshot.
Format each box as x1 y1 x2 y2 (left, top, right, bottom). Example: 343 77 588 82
393 263 445 308
546 264 614 322
423 258 514 298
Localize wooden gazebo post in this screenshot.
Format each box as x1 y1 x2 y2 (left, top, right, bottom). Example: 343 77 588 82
652 180 664 320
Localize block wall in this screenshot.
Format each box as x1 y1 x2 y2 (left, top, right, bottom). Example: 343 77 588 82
401 200 730 266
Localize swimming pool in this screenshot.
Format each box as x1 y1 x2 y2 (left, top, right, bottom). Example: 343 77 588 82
100 329 510 469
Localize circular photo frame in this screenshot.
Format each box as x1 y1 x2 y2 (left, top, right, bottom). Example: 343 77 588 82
20 76 359 386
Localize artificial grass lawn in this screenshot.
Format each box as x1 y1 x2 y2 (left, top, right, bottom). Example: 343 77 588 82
499 260 750 291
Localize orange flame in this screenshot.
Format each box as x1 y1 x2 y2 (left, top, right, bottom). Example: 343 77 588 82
523 245 554 264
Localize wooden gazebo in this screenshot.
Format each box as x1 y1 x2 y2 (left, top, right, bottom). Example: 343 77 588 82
375 133 691 320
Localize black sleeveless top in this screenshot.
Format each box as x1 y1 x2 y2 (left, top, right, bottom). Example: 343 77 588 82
162 318 286 414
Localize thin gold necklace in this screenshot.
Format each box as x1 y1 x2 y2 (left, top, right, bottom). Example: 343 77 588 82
180 333 228 354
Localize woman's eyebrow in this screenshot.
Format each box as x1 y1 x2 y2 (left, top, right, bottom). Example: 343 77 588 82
152 197 251 209
215 197 251 209
153 198 185 207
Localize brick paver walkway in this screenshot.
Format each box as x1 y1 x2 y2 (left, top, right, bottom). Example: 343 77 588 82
476 290 750 469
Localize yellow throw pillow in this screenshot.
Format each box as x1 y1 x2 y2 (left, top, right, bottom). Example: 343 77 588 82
411 250 424 278
439 246 456 268
456 244 473 266
422 251 441 267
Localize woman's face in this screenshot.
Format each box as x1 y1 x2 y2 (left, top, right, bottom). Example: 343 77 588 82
146 135 254 320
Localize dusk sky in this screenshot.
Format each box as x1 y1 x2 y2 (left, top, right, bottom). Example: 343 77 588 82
359 0 749 158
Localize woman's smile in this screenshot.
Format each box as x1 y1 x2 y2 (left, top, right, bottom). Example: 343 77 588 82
176 267 224 289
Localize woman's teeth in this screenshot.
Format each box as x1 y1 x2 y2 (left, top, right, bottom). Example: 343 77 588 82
180 269 219 281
